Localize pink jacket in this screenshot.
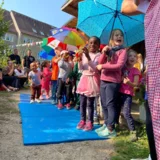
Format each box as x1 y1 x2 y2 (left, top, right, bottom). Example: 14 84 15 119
98 49 127 83
79 52 101 76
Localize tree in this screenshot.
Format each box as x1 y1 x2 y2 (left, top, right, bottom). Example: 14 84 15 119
0 0 11 68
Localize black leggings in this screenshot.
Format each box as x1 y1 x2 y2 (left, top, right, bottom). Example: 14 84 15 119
56 78 72 104
145 100 157 160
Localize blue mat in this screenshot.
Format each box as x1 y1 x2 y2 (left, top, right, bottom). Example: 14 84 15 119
19 94 106 145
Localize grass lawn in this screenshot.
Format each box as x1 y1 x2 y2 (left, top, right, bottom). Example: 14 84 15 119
111 124 149 160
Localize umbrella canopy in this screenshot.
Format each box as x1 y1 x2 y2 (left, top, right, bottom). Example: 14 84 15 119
41 37 54 53
77 0 145 46
48 38 78 52
38 50 55 60
50 27 86 46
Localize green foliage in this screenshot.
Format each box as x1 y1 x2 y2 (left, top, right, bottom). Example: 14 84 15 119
111 125 149 160
0 1 11 69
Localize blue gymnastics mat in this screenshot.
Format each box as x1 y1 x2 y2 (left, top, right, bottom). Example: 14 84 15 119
19 94 106 145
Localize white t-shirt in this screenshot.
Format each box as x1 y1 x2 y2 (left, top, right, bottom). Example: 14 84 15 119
137 0 150 13
14 69 25 76
28 70 41 86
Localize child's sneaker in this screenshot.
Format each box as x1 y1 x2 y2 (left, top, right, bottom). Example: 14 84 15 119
130 130 137 142
51 100 57 105
39 95 44 100
46 95 50 99
35 99 41 103
98 127 117 138
66 103 71 110
30 99 35 103
77 120 86 129
13 88 19 91
57 103 63 110
83 121 93 131
95 124 106 133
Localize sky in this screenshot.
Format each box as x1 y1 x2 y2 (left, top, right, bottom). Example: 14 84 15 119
3 0 73 27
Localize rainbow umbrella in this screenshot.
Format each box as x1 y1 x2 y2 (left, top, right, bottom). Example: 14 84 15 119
48 38 78 51
38 50 55 60
41 37 54 53
50 27 86 46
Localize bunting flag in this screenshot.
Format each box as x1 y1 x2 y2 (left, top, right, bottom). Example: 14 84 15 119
10 41 42 48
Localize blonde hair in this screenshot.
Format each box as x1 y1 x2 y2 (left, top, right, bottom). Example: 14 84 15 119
127 49 137 55
109 29 124 47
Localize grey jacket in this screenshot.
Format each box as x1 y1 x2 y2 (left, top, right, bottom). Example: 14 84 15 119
58 59 72 81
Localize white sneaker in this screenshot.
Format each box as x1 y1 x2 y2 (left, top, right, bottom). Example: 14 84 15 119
35 99 41 103
30 100 35 103
7 89 11 92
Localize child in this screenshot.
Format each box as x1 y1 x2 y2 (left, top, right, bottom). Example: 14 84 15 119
57 50 72 109
28 62 41 103
40 61 52 99
134 53 143 72
51 47 62 105
69 51 83 110
122 1 159 160
35 61 41 72
96 29 127 137
116 49 140 142
76 36 101 131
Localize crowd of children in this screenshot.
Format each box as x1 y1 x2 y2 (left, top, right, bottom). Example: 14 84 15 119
26 28 144 141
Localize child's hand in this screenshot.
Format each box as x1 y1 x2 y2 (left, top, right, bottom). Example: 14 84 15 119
102 45 111 54
82 47 90 60
123 77 130 84
96 64 103 71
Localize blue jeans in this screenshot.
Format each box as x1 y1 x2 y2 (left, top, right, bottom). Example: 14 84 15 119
116 93 135 131
51 80 57 101
100 81 120 130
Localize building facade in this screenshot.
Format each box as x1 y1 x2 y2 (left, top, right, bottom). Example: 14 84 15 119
3 10 56 58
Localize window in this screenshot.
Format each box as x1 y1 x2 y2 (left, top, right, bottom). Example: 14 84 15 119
40 31 44 36
2 33 14 42
32 28 37 33
23 37 33 43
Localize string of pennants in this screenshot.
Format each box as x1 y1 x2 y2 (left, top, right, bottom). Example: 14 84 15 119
10 41 42 48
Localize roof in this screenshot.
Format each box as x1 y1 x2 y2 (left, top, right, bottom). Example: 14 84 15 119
3 10 17 33
63 17 77 28
11 11 56 38
61 0 82 17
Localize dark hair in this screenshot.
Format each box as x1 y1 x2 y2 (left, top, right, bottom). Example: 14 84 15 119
41 60 49 71
90 36 101 46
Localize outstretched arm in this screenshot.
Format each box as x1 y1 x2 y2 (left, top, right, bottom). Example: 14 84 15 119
121 0 142 15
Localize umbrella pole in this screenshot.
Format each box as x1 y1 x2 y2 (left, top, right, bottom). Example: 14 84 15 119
108 11 118 45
